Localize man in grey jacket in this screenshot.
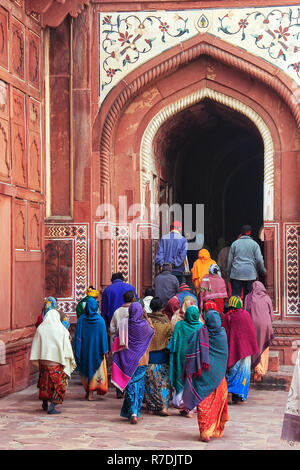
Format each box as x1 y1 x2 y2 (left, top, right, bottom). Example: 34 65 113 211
227 225 267 298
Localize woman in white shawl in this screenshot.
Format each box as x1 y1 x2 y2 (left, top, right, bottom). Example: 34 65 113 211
30 297 76 414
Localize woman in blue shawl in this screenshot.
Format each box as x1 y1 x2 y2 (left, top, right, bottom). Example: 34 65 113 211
74 297 109 400
182 305 229 442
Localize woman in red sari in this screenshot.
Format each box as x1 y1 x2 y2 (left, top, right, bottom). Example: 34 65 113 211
182 304 229 442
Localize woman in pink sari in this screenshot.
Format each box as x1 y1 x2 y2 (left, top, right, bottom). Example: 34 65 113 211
198 264 228 315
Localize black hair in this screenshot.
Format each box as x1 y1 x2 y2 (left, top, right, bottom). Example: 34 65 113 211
144 288 155 297
241 224 252 235
111 272 124 282
123 290 135 303
150 296 163 312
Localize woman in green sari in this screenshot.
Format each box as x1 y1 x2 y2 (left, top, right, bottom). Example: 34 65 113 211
167 305 203 417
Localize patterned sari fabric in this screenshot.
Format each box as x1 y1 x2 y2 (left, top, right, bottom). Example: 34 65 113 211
197 377 229 441
120 365 147 419
182 309 228 411
80 357 108 395
226 356 251 401
38 364 67 405
144 363 171 412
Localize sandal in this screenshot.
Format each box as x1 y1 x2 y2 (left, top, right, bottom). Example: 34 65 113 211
130 414 138 424
157 408 170 416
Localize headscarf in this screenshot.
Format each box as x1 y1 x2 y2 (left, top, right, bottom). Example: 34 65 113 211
162 296 180 321
111 302 154 391
42 296 70 329
228 296 243 309
244 281 274 367
209 264 221 276
143 296 153 314
179 295 197 320
42 296 58 318
221 304 259 368
73 297 108 382
30 309 76 378
167 305 202 394
148 310 173 352
182 309 228 410
191 249 217 294
204 300 217 312
86 287 99 298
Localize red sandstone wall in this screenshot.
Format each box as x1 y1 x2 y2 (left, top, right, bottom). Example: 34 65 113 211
0 0 44 396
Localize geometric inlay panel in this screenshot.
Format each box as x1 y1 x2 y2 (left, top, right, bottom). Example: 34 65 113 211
285 224 300 316
45 224 89 316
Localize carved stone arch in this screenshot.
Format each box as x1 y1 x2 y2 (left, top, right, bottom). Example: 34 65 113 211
94 33 300 200
140 87 274 221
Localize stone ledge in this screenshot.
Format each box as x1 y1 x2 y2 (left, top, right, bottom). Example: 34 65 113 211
252 366 294 392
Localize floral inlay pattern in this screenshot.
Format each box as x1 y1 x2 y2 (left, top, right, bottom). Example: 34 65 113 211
99 7 300 104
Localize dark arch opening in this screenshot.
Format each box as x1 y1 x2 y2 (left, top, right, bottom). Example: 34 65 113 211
153 98 264 260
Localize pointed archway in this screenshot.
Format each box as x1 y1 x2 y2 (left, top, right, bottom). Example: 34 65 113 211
93 32 300 335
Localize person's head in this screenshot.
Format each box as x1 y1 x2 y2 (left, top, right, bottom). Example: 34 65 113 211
86 285 100 298
164 295 180 320
240 225 252 236
208 264 221 276
43 297 58 315
204 300 217 313
85 297 99 316
171 220 182 232
181 296 197 315
123 290 135 304
162 263 172 272
144 288 155 297
228 296 243 310
149 296 163 313
198 248 211 260
204 309 222 333
128 301 144 320
136 298 145 309
184 305 200 324
111 272 125 282
179 283 191 292
252 280 267 295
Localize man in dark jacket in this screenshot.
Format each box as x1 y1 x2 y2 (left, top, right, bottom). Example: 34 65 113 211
154 263 179 306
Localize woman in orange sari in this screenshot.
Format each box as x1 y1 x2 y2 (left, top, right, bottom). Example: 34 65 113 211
191 248 216 295
182 304 229 442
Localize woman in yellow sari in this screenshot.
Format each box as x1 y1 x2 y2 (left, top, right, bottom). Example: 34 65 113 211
192 248 216 295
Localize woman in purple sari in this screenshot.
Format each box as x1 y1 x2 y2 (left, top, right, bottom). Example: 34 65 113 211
111 302 154 424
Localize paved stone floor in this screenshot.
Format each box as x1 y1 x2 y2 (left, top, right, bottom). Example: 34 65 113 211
0 373 297 451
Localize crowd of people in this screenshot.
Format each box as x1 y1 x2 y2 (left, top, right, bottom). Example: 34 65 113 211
30 221 289 443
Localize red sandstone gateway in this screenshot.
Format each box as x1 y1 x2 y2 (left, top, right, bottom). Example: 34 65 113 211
0 0 299 396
